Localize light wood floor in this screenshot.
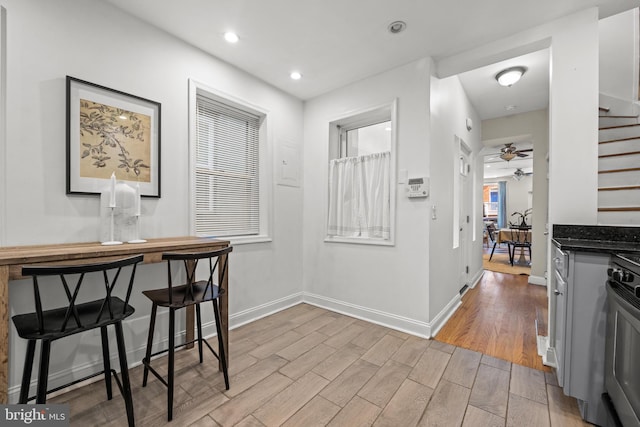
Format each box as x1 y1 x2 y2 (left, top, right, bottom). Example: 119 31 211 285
435 269 550 372
48 303 589 426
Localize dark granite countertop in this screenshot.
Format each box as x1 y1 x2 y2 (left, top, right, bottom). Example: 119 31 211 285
552 224 640 254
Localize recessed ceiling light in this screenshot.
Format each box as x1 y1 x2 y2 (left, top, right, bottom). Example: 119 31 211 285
290 71 302 80
495 66 526 87
224 32 239 43
505 105 517 111
388 21 407 34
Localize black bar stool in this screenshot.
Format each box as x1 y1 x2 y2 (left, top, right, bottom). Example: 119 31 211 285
141 246 232 421
13 254 143 427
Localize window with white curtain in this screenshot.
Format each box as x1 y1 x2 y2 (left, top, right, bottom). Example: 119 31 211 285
190 81 269 242
326 102 396 245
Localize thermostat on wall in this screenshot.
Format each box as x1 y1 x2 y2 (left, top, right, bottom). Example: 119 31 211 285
407 177 429 198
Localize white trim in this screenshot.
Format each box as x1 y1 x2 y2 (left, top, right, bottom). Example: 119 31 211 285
229 292 303 330
187 78 273 242
303 292 431 338
528 275 546 286
324 236 394 246
469 268 484 289
428 293 463 338
227 235 272 246
543 340 558 368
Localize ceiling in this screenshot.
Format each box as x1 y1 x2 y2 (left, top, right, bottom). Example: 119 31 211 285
103 1 637 181
103 0 638 101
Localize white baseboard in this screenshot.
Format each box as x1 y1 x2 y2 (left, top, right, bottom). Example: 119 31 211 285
229 292 303 330
428 294 462 338
540 337 557 368
469 269 484 289
528 275 546 286
302 292 431 338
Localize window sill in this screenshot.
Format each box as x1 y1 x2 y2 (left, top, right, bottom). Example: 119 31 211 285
324 236 395 246
198 234 272 245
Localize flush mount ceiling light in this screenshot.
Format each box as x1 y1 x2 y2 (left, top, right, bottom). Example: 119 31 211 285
495 66 526 87
224 31 239 43
388 21 407 34
290 71 302 80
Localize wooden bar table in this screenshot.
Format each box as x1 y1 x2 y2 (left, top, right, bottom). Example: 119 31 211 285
0 236 230 404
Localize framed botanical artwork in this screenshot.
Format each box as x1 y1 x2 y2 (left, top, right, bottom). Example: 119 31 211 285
66 76 161 197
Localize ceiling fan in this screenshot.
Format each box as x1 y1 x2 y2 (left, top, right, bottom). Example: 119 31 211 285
513 168 533 180
498 143 532 161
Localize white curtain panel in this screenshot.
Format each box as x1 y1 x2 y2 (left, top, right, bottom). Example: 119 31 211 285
328 151 390 239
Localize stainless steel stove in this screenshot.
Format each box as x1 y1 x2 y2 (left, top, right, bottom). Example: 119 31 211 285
604 253 640 427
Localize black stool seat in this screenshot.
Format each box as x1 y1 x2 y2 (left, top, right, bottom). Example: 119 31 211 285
13 254 143 427
141 246 232 421
142 281 221 308
13 297 134 340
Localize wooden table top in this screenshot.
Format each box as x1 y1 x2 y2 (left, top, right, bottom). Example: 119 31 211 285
0 236 230 279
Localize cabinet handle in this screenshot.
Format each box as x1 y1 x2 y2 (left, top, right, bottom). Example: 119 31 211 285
554 289 563 296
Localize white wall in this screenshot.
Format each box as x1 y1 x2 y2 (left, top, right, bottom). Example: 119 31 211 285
2 0 304 400
599 8 639 102
429 73 483 322
547 10 600 226
482 109 549 279
303 59 433 334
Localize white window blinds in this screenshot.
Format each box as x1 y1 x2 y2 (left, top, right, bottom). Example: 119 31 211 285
195 94 260 237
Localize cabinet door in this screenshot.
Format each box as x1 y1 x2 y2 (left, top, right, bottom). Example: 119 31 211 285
554 268 568 387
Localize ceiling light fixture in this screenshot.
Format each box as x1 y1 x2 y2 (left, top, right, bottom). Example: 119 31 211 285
495 66 526 87
388 21 407 34
290 71 302 80
500 152 516 162
224 32 239 43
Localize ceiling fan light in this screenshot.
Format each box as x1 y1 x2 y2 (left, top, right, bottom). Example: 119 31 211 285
496 66 526 87
500 152 516 161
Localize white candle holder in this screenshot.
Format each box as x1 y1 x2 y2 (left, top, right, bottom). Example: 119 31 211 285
102 205 122 246
127 214 147 244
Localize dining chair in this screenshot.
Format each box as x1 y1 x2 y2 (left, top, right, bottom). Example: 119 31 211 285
508 226 532 266
13 254 144 427
141 246 232 421
486 223 509 261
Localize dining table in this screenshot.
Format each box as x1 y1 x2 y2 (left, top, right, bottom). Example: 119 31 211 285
0 236 230 404
496 227 532 264
496 227 532 245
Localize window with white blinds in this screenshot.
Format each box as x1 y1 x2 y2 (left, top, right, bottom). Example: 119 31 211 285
195 94 261 237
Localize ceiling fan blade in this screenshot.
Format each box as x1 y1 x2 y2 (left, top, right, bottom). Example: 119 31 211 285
516 152 529 157
518 148 533 153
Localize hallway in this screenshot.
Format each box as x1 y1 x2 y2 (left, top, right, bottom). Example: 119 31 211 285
435 270 549 372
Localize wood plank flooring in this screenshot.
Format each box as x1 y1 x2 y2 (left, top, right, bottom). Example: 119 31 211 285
47 303 590 426
435 270 550 372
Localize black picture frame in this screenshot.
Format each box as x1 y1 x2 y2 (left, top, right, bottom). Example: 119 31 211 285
66 76 161 197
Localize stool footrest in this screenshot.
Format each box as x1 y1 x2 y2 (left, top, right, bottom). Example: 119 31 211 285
142 336 222 390
23 368 124 403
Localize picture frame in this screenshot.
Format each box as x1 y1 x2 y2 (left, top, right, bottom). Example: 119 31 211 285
66 76 161 197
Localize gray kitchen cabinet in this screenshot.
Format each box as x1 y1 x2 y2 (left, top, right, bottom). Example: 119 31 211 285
553 249 609 426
